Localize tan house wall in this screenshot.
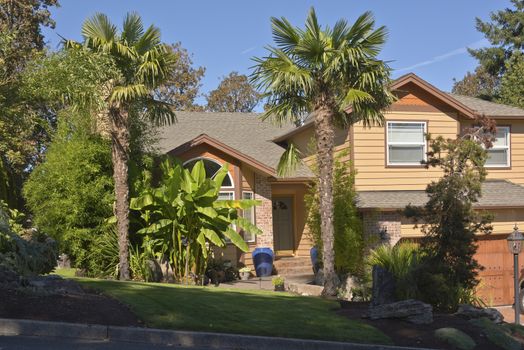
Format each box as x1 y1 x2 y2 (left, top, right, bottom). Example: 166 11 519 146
352 101 460 191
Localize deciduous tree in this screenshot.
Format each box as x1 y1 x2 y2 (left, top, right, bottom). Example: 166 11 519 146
206 71 260 112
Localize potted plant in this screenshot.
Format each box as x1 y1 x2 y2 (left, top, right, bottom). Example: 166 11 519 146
272 276 285 291
239 267 251 281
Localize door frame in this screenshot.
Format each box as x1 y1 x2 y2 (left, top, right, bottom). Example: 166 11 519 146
272 194 296 256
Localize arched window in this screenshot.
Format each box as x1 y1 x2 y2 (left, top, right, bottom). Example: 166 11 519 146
183 157 233 188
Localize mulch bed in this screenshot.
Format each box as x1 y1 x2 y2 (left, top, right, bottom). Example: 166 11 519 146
338 301 513 350
0 287 142 327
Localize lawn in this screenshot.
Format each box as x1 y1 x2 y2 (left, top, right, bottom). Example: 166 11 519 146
66 276 391 344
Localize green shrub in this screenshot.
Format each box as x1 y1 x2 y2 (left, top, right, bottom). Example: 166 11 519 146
306 151 367 277
368 243 420 300
0 205 57 276
470 318 521 350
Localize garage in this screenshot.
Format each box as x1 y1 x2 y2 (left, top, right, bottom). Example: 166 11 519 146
476 235 524 306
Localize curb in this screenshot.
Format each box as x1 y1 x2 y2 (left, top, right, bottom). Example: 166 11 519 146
0 318 431 350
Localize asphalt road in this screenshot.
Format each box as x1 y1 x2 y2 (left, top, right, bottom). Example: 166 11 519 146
0 335 213 349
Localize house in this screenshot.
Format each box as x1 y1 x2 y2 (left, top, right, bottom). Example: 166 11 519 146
157 73 524 306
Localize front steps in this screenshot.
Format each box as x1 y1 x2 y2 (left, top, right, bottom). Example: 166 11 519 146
273 256 314 276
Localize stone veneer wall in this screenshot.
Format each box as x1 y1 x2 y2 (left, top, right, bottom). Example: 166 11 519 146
363 211 402 247
254 173 274 248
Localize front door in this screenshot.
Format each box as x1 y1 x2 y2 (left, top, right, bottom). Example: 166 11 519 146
272 197 294 254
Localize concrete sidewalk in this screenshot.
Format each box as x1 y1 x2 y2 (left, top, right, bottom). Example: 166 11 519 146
0 318 430 350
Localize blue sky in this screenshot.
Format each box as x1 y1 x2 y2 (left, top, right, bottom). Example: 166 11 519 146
43 1 510 105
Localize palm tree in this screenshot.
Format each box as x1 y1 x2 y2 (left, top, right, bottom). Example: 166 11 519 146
251 8 395 296
67 13 176 280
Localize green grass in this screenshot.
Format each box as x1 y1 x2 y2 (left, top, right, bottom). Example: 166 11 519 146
435 327 476 350
53 268 77 278
470 318 521 350
70 277 391 344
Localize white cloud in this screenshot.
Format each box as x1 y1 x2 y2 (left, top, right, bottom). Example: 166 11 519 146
395 38 488 73
240 46 257 55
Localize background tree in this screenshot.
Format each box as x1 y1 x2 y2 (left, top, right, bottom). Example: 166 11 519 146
155 42 206 111
0 0 59 207
451 66 498 100
65 13 177 280
404 117 495 310
206 71 260 112
23 112 114 271
252 8 394 296
498 51 524 108
453 0 524 100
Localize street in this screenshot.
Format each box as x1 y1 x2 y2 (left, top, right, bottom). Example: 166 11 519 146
0 335 213 350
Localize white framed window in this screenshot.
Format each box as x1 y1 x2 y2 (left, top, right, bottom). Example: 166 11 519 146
386 121 427 165
218 191 234 201
486 126 510 168
183 157 234 188
241 191 256 243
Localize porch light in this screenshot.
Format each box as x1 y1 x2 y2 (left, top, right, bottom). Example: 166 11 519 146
507 224 524 325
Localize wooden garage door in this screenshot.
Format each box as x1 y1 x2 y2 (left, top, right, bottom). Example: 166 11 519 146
476 236 524 306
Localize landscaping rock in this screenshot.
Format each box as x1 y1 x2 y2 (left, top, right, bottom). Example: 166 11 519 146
434 327 476 350
314 268 324 286
27 275 85 295
368 299 433 324
337 275 357 301
57 254 71 269
371 265 396 306
0 265 24 289
147 259 163 283
455 304 504 324
286 282 323 296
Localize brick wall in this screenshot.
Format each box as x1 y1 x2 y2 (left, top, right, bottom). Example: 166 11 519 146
363 211 402 247
254 174 274 248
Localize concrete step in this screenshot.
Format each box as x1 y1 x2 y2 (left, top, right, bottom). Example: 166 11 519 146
273 257 314 276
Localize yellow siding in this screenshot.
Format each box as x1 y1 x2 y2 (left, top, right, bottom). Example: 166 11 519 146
480 120 524 186
401 208 524 238
353 111 459 191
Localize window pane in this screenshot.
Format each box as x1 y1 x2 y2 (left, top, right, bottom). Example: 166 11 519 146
388 123 425 143
486 149 508 166
388 145 424 164
493 128 508 147
218 192 234 200
184 158 233 187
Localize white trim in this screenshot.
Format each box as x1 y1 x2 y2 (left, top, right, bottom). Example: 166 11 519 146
183 157 234 189
485 126 511 168
386 121 427 166
241 191 256 243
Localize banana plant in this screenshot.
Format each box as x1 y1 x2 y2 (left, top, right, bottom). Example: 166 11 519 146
130 158 261 281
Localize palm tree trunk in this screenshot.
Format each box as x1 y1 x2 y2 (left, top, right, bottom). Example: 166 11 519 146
314 101 337 297
110 107 131 280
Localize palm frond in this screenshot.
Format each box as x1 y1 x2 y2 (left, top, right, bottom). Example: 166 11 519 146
142 98 177 126
134 25 162 55
271 16 302 53
121 12 144 45
277 142 303 177
82 13 118 48
110 84 149 103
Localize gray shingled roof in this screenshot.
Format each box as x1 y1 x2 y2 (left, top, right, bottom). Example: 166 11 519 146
155 111 313 178
447 94 524 117
357 180 524 209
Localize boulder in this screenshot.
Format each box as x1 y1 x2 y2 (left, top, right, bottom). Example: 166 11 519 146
455 304 504 324
147 259 163 283
57 254 71 269
337 275 357 301
371 265 396 306
314 268 324 286
368 299 433 324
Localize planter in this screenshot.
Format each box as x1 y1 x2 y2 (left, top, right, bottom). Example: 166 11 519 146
252 247 274 277
274 284 285 292
240 271 250 281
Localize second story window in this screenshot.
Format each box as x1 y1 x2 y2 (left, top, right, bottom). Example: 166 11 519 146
486 126 510 168
386 121 427 166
